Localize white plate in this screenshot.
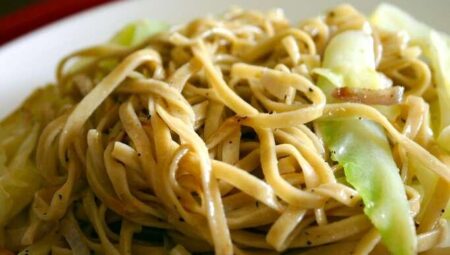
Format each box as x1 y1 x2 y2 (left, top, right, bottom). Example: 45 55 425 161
0 0 448 118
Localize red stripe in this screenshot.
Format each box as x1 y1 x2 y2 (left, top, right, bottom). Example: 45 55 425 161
0 0 115 45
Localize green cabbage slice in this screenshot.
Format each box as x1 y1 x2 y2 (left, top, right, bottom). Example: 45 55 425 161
317 30 416 255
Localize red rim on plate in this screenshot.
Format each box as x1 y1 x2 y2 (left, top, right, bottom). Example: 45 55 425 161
0 0 115 45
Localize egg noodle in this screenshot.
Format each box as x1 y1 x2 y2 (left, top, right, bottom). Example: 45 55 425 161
1 4 450 255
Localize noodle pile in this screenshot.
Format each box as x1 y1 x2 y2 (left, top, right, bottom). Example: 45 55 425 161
1 4 450 255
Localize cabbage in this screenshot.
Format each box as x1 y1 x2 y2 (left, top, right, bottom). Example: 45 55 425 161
315 30 383 90
371 3 450 47
0 160 41 227
371 3 450 152
110 19 169 47
428 32 450 151
68 19 169 77
317 30 416 255
0 86 66 227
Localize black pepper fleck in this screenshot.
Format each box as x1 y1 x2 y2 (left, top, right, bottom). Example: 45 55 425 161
306 240 312 246
236 116 248 123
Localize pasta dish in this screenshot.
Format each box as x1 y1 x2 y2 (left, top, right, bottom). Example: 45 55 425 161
1 3 450 255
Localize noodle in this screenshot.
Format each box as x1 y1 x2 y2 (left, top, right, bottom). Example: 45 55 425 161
1 4 450 255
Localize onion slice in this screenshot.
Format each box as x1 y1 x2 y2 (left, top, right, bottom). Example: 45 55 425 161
332 86 404 105
60 215 90 255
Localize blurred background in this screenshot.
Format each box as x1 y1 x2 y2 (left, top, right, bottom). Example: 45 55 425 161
1 0 449 46
0 0 115 45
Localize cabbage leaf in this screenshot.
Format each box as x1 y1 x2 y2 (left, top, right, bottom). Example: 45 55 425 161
316 30 416 255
